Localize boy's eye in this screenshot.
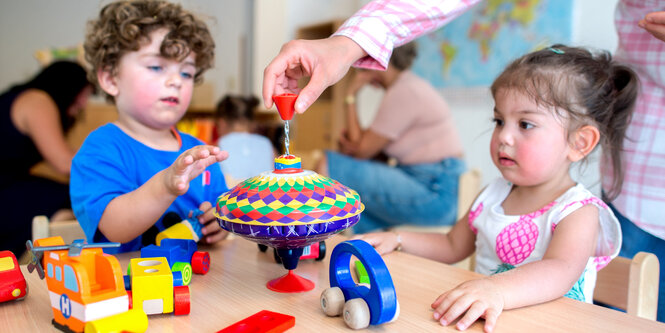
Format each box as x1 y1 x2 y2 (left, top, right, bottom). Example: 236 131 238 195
492 117 504 127
147 66 163 72
520 121 535 129
180 72 194 79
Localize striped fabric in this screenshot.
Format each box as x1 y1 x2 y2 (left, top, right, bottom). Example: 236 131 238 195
601 0 665 240
332 0 481 70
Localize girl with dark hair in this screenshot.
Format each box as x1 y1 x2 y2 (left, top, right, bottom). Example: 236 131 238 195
0 60 93 257
359 45 638 331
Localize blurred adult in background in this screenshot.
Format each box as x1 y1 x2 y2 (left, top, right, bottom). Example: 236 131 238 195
317 43 465 234
215 95 276 187
0 60 93 257
604 3 665 322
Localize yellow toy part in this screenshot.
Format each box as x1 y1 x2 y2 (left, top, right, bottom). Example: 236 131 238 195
84 308 148 333
155 221 200 245
129 257 173 315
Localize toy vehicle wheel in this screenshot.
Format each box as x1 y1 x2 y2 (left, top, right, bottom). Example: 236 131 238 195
320 287 345 317
316 241 326 261
273 248 282 264
191 251 210 275
16 284 28 301
172 262 193 286
123 275 131 290
258 244 268 252
343 298 371 330
173 286 190 315
389 300 400 322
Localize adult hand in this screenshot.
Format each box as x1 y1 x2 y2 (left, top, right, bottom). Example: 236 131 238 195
262 36 367 114
345 70 376 96
639 11 665 42
337 130 358 155
431 278 504 333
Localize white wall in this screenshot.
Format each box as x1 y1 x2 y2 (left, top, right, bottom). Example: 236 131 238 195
0 0 248 100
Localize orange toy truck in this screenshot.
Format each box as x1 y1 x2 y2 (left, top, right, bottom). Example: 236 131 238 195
26 237 147 333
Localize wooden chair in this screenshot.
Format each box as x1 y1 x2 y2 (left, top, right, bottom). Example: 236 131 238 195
392 168 482 271
594 252 660 320
31 215 86 245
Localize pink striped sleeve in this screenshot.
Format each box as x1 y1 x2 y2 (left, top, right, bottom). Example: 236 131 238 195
332 0 482 70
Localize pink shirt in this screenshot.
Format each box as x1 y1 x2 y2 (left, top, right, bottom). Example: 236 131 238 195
332 0 482 71
370 71 463 165
601 0 665 240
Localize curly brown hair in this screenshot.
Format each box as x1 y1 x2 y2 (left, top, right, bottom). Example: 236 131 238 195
84 0 215 101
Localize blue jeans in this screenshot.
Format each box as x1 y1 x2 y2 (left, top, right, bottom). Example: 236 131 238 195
608 201 665 322
326 151 465 234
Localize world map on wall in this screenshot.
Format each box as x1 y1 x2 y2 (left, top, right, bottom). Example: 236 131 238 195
411 0 573 88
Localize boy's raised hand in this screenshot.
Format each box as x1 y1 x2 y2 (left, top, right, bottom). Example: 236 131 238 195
195 201 229 244
431 278 504 333
164 145 228 196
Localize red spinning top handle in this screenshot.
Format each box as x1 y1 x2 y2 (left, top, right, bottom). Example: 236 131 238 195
272 93 297 121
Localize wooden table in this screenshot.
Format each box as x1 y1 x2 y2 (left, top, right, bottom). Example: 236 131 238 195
2 235 663 332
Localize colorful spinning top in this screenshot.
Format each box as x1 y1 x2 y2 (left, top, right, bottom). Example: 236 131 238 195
215 95 364 293
215 155 363 292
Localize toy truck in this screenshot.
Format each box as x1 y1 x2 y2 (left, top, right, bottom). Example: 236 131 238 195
138 238 210 286
258 241 326 264
127 257 190 316
320 240 399 329
0 250 27 302
26 237 147 333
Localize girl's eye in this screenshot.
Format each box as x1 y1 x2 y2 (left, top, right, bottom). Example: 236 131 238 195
147 66 162 72
180 72 194 79
492 117 504 127
520 121 535 130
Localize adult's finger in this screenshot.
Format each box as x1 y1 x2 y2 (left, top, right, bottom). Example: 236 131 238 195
263 55 289 109
293 67 329 113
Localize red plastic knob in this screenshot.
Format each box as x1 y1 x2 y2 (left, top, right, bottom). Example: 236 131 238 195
272 93 297 120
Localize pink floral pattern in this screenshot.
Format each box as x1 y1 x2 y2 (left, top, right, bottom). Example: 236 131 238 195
594 256 612 271
468 203 483 234
495 202 556 265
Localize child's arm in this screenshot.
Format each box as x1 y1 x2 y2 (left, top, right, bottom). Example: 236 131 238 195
98 145 227 243
356 209 477 265
431 204 600 333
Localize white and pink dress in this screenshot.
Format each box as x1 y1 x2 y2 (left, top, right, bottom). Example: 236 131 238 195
468 178 621 303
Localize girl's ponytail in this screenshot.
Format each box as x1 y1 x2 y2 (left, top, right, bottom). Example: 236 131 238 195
598 64 638 200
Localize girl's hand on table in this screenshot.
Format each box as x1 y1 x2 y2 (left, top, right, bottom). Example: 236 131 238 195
431 278 504 333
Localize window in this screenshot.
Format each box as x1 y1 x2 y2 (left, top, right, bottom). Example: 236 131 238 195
64 265 78 292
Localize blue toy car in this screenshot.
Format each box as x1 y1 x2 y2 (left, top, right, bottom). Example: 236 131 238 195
320 240 399 329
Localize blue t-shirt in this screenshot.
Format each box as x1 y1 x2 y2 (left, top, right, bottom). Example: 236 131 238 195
70 123 228 253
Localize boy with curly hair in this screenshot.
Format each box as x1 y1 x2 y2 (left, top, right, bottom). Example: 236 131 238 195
71 0 229 252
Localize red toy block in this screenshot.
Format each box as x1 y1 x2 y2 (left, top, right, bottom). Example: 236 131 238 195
173 286 191 315
191 251 210 275
217 310 295 333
